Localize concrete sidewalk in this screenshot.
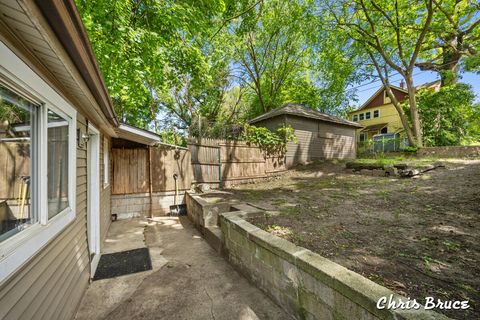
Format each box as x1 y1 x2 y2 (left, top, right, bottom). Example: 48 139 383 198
75 217 291 320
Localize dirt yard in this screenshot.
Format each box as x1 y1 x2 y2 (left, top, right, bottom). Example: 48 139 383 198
227 159 480 319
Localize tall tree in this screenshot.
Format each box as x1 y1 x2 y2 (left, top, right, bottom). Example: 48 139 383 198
416 0 480 86
327 0 436 147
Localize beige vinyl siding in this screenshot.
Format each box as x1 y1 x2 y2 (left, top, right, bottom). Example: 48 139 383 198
99 134 111 241
285 115 356 167
252 116 285 131
0 115 91 320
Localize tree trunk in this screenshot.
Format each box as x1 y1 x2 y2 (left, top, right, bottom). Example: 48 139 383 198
405 73 423 147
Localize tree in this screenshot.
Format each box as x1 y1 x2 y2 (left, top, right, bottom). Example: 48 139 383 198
327 0 437 147
416 83 479 146
416 0 480 86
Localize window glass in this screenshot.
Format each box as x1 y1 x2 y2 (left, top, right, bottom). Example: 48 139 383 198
373 110 380 118
0 85 35 242
47 110 69 219
359 133 366 142
352 115 358 122
365 112 371 119
359 113 365 120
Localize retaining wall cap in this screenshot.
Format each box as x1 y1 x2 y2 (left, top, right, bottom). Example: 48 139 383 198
221 210 451 320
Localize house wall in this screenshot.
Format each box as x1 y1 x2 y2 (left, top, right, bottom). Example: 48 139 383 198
350 103 404 138
283 116 356 167
99 134 111 241
0 115 91 320
0 10 113 319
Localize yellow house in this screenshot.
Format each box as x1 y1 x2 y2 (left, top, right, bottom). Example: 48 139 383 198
348 85 409 141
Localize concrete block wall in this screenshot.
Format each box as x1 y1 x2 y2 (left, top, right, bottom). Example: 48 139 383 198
417 146 480 158
185 191 231 233
111 191 187 219
219 211 448 320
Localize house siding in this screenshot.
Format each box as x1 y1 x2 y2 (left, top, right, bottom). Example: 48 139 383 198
0 114 91 320
99 134 111 241
282 115 356 167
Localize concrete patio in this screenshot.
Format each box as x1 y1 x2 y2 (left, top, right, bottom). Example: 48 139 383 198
75 217 291 320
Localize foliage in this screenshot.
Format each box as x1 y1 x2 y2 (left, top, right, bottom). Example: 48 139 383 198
76 0 359 134
243 124 297 154
158 129 187 147
416 0 480 85
416 83 479 146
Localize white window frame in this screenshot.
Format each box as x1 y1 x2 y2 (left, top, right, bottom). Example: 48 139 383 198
359 113 365 120
352 114 358 122
103 137 109 188
0 41 77 284
365 111 371 119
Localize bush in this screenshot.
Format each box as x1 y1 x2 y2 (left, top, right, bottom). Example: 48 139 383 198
243 124 297 155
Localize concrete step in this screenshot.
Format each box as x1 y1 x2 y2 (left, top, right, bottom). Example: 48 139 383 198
204 226 222 253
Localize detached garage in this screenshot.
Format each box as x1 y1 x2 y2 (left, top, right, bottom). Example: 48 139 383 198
249 103 363 167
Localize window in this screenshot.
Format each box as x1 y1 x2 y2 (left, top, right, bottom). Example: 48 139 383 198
0 86 36 242
359 133 366 142
352 114 358 122
381 127 388 134
47 110 69 219
359 113 365 120
365 111 371 119
373 110 380 118
103 137 109 187
0 41 76 282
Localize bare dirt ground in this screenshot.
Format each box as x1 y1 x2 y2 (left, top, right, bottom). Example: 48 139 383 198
227 159 480 319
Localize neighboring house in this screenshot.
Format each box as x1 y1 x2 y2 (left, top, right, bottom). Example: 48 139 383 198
348 84 409 142
249 103 363 166
0 1 158 319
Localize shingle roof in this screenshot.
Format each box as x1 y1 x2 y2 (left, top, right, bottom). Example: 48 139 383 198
249 103 363 128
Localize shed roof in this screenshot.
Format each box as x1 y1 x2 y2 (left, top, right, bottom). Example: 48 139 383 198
249 103 363 128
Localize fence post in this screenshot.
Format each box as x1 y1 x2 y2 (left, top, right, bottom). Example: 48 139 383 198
218 144 222 188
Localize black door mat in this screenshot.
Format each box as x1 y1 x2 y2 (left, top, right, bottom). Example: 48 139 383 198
93 247 152 281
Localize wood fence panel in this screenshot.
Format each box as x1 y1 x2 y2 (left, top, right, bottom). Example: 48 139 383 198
0 142 30 199
151 147 192 192
111 148 148 194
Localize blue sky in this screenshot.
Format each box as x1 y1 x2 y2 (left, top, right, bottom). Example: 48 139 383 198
350 69 480 108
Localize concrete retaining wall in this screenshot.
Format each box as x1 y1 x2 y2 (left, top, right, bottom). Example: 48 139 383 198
185 191 231 233
219 211 448 320
417 146 480 158
111 191 187 219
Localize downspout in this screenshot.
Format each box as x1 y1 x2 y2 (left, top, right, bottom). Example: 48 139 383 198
148 145 153 218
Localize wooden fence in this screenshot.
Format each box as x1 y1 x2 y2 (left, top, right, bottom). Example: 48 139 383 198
111 138 286 195
188 138 286 187
111 145 191 195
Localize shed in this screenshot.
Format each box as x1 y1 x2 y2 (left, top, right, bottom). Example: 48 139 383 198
249 103 363 166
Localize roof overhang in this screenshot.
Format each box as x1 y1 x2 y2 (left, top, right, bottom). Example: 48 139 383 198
115 124 160 146
351 85 408 113
34 0 118 128
360 123 388 132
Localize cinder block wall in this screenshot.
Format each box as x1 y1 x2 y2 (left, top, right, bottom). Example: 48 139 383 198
111 191 186 219
417 146 480 158
219 211 448 320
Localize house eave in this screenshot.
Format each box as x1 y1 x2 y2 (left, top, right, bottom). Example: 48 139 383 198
115 124 160 146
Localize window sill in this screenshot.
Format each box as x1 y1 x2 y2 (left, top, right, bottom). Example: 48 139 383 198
0 208 75 285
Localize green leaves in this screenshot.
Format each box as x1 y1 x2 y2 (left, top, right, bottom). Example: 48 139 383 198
243 124 297 154
416 83 479 146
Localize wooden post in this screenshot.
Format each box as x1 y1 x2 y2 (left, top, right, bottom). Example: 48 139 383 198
218 144 222 189
148 146 153 218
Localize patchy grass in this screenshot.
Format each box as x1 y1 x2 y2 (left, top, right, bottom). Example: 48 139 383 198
228 159 480 320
